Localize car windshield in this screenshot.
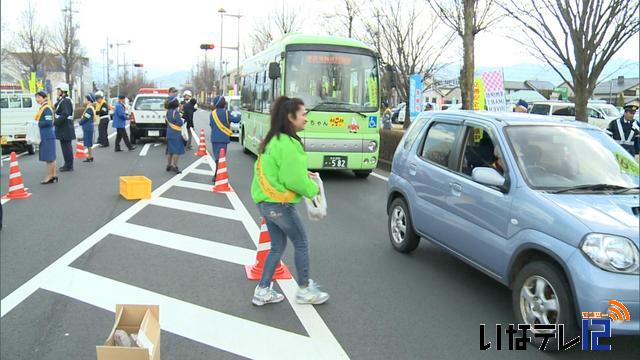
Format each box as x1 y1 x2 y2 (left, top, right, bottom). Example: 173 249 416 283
505 126 639 190
229 99 240 112
285 50 378 112
134 97 166 111
599 105 620 118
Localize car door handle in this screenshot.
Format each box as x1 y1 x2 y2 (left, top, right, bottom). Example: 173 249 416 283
408 162 417 176
449 182 463 197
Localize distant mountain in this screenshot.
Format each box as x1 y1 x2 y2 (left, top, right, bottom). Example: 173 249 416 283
436 59 639 85
89 61 190 89
153 71 190 88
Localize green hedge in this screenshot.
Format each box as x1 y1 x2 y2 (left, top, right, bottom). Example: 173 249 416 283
378 129 405 171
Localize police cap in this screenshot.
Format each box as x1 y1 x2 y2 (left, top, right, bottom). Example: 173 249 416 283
623 104 638 112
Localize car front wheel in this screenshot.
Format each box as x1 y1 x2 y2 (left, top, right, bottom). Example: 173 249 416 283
512 261 578 351
388 198 420 253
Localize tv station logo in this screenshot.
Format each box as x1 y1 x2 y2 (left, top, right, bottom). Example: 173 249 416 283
480 300 631 351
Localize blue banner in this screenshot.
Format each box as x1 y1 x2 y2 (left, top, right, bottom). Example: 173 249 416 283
409 74 423 120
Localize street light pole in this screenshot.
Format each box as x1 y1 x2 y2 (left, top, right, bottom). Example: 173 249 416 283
113 40 131 97
218 8 226 95
219 11 242 92
106 37 111 99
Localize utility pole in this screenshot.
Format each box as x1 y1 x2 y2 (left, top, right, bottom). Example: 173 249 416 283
61 0 79 98
106 37 111 99
218 8 226 95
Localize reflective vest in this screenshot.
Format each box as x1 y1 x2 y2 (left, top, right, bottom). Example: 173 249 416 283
615 119 635 146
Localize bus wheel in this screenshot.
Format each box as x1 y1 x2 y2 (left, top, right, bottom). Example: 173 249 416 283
354 170 371 179
241 129 251 154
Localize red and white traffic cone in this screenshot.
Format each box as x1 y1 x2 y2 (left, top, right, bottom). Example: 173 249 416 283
2 152 32 200
212 148 232 192
74 142 87 159
245 217 292 280
195 128 207 156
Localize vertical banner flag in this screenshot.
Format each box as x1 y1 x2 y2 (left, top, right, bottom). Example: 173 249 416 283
473 77 486 110
29 72 37 93
481 71 507 112
409 74 423 120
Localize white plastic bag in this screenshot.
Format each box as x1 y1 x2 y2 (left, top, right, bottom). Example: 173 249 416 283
304 172 327 221
26 120 40 144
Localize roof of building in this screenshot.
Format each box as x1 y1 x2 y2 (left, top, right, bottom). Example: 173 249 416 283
525 80 556 91
594 77 639 95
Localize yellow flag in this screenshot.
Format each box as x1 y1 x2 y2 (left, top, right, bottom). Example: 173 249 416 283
473 77 486 110
29 72 36 93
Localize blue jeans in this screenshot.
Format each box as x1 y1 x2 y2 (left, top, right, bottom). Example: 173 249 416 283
257 202 310 288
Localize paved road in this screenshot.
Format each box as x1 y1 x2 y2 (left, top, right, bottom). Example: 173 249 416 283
1 111 638 359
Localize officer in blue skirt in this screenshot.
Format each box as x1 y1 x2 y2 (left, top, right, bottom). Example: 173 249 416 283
209 95 240 181
35 91 58 184
80 94 96 162
165 96 185 173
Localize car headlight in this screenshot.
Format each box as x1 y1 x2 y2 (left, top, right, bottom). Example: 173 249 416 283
367 140 378 152
581 233 639 274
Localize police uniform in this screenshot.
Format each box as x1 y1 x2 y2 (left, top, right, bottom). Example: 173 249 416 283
54 94 75 170
209 96 240 181
95 93 110 147
80 97 96 148
37 100 56 162
607 105 640 156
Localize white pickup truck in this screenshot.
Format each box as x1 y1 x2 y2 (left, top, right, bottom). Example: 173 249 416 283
1 92 38 154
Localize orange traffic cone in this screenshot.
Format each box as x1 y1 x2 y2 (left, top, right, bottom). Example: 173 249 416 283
212 148 232 192
2 152 32 200
195 128 207 156
245 217 292 280
74 142 87 159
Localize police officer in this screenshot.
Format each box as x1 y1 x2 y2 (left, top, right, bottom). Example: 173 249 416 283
209 95 240 182
607 105 640 156
95 91 110 147
181 90 197 149
54 82 75 172
113 95 136 152
514 99 528 113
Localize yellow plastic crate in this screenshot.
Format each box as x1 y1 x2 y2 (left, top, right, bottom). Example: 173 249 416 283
119 176 152 200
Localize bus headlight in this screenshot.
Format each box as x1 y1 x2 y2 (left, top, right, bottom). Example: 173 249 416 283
581 233 639 274
367 140 378 152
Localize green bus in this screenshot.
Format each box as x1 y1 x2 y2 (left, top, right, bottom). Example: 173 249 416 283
238 34 380 178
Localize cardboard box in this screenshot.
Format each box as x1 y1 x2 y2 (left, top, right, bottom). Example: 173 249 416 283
96 304 160 360
120 176 152 200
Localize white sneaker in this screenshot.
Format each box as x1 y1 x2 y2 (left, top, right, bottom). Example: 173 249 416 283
252 283 285 306
296 279 330 305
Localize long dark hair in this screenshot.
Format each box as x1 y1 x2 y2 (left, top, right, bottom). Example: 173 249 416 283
259 96 304 154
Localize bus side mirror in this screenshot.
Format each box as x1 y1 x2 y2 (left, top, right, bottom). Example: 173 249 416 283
268 62 281 80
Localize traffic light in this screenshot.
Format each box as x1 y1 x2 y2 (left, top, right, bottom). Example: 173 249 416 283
133 63 144 67
200 44 215 50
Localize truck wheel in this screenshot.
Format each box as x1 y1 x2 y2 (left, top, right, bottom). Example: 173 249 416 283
130 130 137 145
27 144 35 155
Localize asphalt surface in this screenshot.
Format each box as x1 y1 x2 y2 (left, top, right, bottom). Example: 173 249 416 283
1 110 639 359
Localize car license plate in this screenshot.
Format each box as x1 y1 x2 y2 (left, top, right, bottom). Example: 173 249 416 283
0 136 7 145
148 130 160 137
323 156 348 168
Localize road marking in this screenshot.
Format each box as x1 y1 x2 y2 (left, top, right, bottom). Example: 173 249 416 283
371 172 389 181
1 153 349 359
90 127 123 149
189 168 215 176
139 143 151 156
154 143 161 147
1 150 28 163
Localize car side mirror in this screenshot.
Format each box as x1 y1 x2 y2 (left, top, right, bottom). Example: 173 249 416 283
268 62 281 80
472 167 506 188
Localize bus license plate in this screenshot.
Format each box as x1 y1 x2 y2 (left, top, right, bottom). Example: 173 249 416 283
148 130 160 137
323 156 347 168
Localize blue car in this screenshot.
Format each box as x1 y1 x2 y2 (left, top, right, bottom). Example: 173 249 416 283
387 111 639 349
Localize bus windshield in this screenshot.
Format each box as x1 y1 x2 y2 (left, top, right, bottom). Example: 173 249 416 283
285 51 378 113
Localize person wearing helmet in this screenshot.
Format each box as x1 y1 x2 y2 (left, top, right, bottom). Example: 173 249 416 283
94 91 110 147
209 95 240 182
54 82 76 172
79 94 97 162
181 90 197 149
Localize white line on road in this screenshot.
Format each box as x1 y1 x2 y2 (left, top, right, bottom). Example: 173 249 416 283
139 143 151 156
154 143 161 147
151 196 239 221
1 150 28 163
189 168 215 176
371 172 389 181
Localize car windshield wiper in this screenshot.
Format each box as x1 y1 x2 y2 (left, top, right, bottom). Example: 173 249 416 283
551 184 628 194
613 186 640 194
306 101 367 117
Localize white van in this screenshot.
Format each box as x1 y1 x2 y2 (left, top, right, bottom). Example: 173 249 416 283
1 92 38 154
129 91 169 144
529 101 618 129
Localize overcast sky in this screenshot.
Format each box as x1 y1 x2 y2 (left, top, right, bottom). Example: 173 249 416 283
2 0 638 81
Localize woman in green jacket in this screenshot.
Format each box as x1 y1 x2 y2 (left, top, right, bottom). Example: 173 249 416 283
251 96 330 306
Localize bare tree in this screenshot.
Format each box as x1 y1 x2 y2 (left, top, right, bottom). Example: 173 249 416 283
362 0 453 128
249 2 301 55
322 0 362 38
427 0 502 110
11 3 49 83
52 0 84 95
500 0 640 122
189 59 217 100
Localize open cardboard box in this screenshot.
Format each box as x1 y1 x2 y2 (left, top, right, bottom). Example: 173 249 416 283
96 304 160 360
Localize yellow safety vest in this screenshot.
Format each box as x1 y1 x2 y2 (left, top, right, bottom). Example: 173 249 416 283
212 110 233 136
256 156 297 203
